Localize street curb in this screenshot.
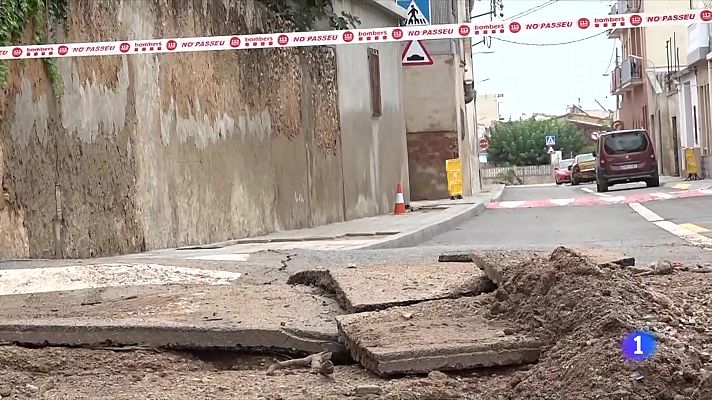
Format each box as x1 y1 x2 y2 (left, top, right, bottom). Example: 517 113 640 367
355 186 505 250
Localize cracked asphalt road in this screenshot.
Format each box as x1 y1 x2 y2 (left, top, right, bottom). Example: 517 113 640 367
2 183 709 283
420 183 712 266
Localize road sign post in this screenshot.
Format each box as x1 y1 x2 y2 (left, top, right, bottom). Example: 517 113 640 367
479 137 489 151
397 0 432 67
397 0 431 26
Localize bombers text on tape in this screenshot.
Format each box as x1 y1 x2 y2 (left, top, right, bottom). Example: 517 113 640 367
1 10 710 60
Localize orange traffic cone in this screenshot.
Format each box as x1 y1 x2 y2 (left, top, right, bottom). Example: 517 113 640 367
394 182 406 215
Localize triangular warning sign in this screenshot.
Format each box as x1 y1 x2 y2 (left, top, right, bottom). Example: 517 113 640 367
403 0 429 25
402 40 432 66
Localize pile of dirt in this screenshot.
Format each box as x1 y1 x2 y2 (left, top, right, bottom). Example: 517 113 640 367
0 247 709 399
476 246 712 400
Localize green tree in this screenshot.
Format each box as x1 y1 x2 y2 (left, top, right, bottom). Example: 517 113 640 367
487 119 586 166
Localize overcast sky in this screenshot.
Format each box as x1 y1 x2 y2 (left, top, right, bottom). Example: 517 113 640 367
471 0 617 119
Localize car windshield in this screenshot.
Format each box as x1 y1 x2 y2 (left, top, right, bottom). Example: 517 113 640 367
604 131 648 155
576 153 595 162
559 159 573 168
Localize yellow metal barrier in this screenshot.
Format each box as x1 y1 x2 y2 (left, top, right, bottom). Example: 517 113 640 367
445 158 463 199
684 148 701 180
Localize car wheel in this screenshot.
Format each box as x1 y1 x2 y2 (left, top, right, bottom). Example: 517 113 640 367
646 176 660 188
596 178 608 193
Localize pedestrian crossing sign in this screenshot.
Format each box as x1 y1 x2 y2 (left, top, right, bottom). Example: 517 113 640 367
545 135 556 146
396 0 431 26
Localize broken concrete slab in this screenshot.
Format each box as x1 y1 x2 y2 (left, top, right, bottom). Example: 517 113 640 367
0 284 344 355
336 297 542 376
438 252 474 262
571 247 636 268
469 251 540 286
288 263 493 313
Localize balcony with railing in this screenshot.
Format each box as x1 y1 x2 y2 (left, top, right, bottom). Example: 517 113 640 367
611 57 643 95
607 4 621 38
610 66 622 94
608 0 641 38
617 0 641 13
687 23 711 65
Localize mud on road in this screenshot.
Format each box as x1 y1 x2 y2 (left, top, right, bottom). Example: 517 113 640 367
0 247 710 399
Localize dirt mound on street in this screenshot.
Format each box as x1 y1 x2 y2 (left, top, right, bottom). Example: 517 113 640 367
0 247 709 399
478 246 712 400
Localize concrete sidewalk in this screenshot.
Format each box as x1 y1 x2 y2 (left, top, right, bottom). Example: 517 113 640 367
663 178 711 190
125 184 504 258
0 185 503 289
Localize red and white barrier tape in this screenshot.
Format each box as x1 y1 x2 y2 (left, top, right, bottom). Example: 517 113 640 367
1 10 710 60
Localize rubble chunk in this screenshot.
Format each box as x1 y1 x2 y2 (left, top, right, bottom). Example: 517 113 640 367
289 263 492 313
0 284 344 355
336 298 542 377
438 252 473 262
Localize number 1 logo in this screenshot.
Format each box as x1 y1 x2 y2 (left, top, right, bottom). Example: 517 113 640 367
621 330 657 362
633 335 644 355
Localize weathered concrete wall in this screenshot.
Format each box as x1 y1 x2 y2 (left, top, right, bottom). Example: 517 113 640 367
482 174 554 186
406 131 457 200
0 142 29 259
0 0 348 259
403 53 459 201
334 0 409 217
664 92 682 176
620 86 648 130
403 54 457 133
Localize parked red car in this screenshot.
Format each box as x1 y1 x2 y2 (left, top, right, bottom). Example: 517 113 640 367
555 158 574 185
595 129 659 192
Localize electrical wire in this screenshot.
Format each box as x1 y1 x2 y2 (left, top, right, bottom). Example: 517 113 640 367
602 39 618 75
491 30 608 46
504 0 559 21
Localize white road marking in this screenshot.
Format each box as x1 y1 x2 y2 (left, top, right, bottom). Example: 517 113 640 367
581 186 610 197
509 183 557 188
498 201 526 208
0 264 242 296
629 202 712 248
628 202 663 222
650 192 674 200
653 221 712 248
187 253 250 261
550 198 576 206
601 196 627 203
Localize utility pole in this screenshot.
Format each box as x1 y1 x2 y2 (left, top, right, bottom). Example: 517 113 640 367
615 47 620 112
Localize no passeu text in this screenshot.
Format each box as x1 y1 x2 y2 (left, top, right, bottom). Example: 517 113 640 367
295 34 339 42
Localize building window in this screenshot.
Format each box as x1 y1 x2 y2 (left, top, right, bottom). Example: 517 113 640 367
368 48 382 118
